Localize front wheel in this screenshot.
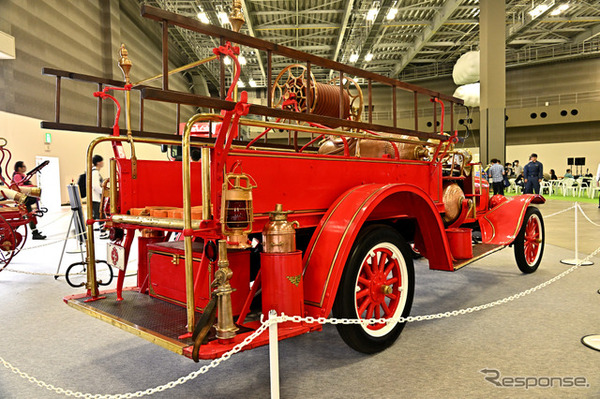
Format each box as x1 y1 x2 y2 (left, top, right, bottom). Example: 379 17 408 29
332 225 414 354
514 207 545 273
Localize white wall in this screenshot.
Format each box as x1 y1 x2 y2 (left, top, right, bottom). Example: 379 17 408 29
0 110 165 204
466 140 600 177
506 141 600 177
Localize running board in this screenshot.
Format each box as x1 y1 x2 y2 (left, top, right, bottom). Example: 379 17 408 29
64 288 195 355
64 288 320 360
453 243 506 270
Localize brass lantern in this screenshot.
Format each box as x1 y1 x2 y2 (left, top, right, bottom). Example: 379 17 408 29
220 172 256 249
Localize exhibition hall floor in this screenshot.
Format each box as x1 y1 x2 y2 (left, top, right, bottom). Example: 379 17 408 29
0 200 599 398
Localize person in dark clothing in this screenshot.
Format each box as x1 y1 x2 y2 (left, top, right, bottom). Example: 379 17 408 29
524 153 543 194
515 173 525 190
549 169 558 180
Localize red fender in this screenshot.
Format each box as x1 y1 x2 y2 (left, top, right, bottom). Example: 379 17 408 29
302 183 453 317
479 194 545 245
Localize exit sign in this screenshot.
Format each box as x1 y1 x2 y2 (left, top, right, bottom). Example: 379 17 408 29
44 132 52 144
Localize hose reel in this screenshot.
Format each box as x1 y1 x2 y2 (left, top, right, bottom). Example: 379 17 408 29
271 64 364 124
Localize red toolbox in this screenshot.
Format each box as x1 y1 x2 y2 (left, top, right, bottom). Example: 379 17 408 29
147 241 250 314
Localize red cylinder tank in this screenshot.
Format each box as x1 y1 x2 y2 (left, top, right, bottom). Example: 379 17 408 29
261 250 304 326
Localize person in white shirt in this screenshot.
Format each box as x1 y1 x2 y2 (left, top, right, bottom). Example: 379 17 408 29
91 155 108 238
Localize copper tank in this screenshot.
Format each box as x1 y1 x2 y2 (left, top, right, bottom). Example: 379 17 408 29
262 204 300 253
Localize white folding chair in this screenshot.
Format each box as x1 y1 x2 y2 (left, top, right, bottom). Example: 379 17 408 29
589 181 600 199
540 181 552 195
561 178 577 196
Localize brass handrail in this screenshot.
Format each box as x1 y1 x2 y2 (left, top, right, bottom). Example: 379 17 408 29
181 113 222 332
84 134 200 297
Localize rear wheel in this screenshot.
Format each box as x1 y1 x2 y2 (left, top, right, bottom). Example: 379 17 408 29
332 225 414 354
514 207 545 273
0 215 16 272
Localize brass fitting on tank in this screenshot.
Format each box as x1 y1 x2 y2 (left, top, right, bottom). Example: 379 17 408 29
414 145 429 160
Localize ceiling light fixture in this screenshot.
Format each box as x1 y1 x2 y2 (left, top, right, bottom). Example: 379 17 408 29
218 11 229 26
528 2 552 19
366 2 380 22
386 7 398 21
249 79 257 87
349 53 359 63
365 53 374 62
238 55 247 65
223 57 231 65
197 12 210 24
550 3 569 16
238 80 245 88
367 8 378 22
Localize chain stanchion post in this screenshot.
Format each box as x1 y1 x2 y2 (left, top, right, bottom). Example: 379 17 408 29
561 202 594 266
581 334 600 351
268 310 280 399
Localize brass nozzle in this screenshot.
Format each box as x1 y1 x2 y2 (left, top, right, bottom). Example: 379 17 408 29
217 239 229 268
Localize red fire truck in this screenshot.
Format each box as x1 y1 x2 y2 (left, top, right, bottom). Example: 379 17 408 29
42 6 545 361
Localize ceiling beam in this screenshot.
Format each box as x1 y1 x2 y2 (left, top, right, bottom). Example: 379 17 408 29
392 0 462 77
255 23 339 30
331 0 354 63
355 0 395 63
506 1 561 43
573 23 600 43
510 38 568 44
253 10 343 16
240 0 266 79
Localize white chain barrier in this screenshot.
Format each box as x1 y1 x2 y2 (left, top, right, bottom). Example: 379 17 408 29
0 319 271 399
543 203 576 219
35 211 72 230
576 202 600 228
17 231 87 252
1 204 598 397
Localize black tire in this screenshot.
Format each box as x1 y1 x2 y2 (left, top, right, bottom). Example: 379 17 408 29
514 207 545 274
332 224 415 354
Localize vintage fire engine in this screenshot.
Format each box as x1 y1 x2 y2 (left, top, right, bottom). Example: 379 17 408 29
0 138 46 271
42 5 545 361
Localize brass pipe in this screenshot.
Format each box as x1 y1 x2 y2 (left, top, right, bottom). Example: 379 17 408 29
201 147 211 221
215 239 238 341
111 214 202 230
133 55 218 86
239 118 440 147
85 139 100 297
110 159 117 215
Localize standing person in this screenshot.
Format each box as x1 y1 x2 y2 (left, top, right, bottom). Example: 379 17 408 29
596 162 600 209
11 161 46 240
524 153 543 194
513 160 523 178
91 155 108 239
488 159 505 196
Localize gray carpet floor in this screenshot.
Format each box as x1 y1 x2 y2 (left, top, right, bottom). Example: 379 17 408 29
0 201 599 398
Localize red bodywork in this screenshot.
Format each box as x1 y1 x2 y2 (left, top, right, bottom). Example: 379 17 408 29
50 6 546 361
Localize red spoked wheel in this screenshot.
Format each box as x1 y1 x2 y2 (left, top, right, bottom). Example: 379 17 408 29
0 215 16 272
333 225 414 354
514 207 545 274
